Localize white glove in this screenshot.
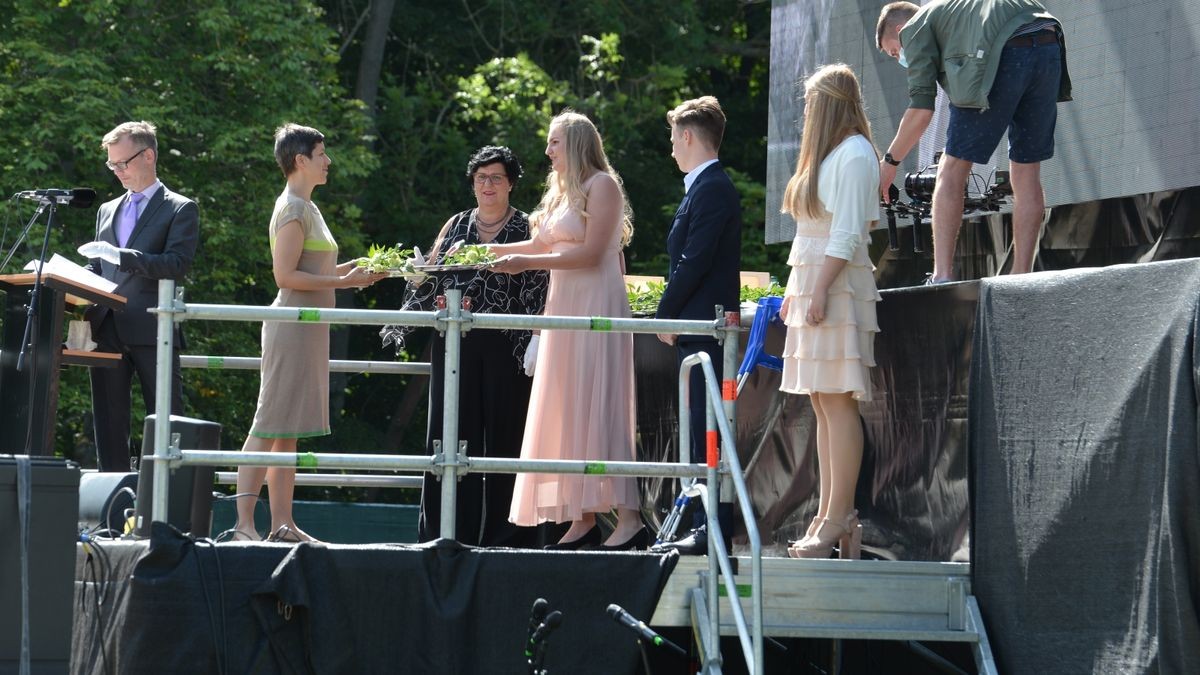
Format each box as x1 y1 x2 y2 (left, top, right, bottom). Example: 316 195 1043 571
404 245 430 286
78 241 121 265
523 335 540 377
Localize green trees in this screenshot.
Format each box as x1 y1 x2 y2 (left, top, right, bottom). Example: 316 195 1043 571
0 0 776 485
1 0 373 463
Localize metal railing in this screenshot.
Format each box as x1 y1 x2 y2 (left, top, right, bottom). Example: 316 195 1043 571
181 354 429 376
148 282 765 674
214 471 423 489
680 352 763 672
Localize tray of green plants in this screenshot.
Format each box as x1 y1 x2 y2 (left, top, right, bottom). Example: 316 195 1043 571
415 244 499 272
357 243 420 277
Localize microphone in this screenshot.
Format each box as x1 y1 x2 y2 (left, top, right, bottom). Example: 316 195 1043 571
525 607 561 653
526 598 549 646
530 610 562 645
15 188 97 208
524 609 562 675
606 604 687 656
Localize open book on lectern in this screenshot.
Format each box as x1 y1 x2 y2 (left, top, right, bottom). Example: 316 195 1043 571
23 253 117 296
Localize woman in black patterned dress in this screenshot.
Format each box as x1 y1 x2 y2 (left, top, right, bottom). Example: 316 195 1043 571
382 146 548 547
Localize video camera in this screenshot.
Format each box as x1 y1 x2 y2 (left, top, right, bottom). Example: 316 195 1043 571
881 151 1015 252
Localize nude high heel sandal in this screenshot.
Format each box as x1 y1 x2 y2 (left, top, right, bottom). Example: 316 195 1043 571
791 512 861 560
786 516 824 558
839 513 862 560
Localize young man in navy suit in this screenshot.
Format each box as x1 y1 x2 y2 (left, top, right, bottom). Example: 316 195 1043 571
652 97 742 555
78 121 199 471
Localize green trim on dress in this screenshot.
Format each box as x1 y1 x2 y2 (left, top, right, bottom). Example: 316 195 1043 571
248 428 331 439
268 237 339 252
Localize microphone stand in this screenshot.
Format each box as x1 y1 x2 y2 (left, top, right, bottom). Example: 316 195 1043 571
636 638 654 675
0 199 49 272
15 198 58 373
528 629 551 675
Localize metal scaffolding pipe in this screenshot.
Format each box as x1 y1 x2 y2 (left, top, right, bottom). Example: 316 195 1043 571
174 303 441 328
464 457 709 478
180 450 708 479
468 312 720 338
439 290 464 539
181 355 430 375
150 281 177 526
214 471 423 489
170 301 723 338
177 450 436 472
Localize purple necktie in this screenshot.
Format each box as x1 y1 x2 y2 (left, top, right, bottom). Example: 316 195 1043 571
115 192 145 247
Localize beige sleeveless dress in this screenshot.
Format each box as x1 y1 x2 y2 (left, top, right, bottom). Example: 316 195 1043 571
249 191 337 438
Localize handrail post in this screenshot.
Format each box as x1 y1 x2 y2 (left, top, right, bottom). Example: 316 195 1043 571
439 289 465 540
684 348 764 674
151 279 177 525
722 308 762 671
706 391 721 668
720 308 738 508
678 352 692 477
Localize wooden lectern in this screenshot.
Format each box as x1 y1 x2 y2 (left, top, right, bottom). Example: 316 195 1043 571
0 273 124 455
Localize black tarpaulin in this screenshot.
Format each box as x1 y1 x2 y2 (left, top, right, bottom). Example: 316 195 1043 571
251 539 678 675
72 526 290 675
969 259 1200 674
72 526 678 675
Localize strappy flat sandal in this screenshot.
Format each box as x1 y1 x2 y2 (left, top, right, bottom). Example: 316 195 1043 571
214 528 260 543
267 524 321 544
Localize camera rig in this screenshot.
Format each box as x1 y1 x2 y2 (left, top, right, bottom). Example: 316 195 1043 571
881 151 1014 252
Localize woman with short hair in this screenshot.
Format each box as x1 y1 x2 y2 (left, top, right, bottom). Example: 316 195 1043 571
229 123 385 543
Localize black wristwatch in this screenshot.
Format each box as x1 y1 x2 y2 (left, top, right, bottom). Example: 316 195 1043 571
883 152 901 166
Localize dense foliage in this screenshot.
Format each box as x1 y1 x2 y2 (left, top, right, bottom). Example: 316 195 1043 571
0 1 778 502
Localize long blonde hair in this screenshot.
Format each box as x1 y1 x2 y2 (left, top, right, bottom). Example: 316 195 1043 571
781 64 877 220
530 110 634 246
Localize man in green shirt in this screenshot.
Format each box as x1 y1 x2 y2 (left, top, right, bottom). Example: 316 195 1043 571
875 0 1071 283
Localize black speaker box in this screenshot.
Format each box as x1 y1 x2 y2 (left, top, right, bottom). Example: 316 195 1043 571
77 471 137 533
0 455 78 674
134 414 220 538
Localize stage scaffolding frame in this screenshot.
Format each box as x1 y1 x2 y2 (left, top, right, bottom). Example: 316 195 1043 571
147 280 764 674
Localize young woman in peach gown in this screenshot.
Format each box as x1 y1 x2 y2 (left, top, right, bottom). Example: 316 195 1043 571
779 64 882 559
487 111 647 550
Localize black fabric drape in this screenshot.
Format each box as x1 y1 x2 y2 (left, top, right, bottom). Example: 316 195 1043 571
73 526 678 675
969 259 1200 674
71 526 290 675
252 540 678 675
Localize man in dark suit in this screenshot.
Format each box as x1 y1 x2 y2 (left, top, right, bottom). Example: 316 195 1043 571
78 121 199 471
652 97 741 555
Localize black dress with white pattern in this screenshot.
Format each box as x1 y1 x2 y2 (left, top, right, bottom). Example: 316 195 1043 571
382 207 549 546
